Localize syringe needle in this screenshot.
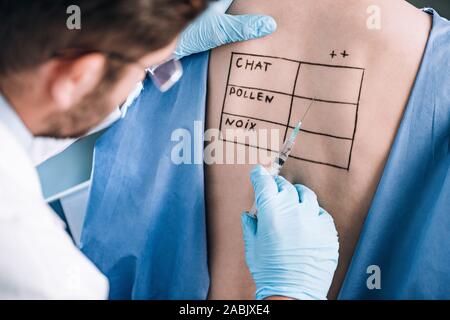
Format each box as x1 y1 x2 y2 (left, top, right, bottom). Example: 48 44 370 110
248 98 316 218
300 98 316 123
289 98 316 142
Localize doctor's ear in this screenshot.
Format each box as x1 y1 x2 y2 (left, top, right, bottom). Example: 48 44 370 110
50 53 106 110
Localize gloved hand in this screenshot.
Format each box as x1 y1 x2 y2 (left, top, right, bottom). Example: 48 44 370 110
241 165 339 300
173 0 277 60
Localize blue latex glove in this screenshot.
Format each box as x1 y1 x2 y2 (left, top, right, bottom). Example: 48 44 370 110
242 165 340 300
174 0 277 60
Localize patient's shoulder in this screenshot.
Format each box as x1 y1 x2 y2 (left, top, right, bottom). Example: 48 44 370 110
422 10 450 109
427 10 450 63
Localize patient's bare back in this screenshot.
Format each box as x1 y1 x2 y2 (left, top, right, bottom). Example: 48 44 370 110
206 0 431 299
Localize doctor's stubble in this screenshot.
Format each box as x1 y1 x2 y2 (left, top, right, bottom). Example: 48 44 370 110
43 60 126 139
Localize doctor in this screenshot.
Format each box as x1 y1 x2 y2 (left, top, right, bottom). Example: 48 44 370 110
0 0 339 300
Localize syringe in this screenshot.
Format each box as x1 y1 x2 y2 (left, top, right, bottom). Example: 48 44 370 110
248 98 316 217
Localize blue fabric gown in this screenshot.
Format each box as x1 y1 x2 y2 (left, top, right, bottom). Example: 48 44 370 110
81 52 210 300
339 9 450 299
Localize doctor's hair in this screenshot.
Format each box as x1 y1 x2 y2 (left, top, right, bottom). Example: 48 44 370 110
0 0 206 80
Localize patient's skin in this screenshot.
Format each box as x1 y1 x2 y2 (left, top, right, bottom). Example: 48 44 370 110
206 0 431 299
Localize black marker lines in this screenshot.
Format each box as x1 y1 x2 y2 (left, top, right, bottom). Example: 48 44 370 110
218 54 234 142
285 62 302 142
330 50 350 59
347 70 365 171
227 84 359 106
235 52 364 70
219 52 365 171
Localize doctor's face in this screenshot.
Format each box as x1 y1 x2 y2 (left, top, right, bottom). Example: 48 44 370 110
43 40 177 139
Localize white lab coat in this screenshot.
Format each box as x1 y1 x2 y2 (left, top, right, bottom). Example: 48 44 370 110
0 94 109 299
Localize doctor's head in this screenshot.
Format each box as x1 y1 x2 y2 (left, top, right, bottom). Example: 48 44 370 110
0 0 205 138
